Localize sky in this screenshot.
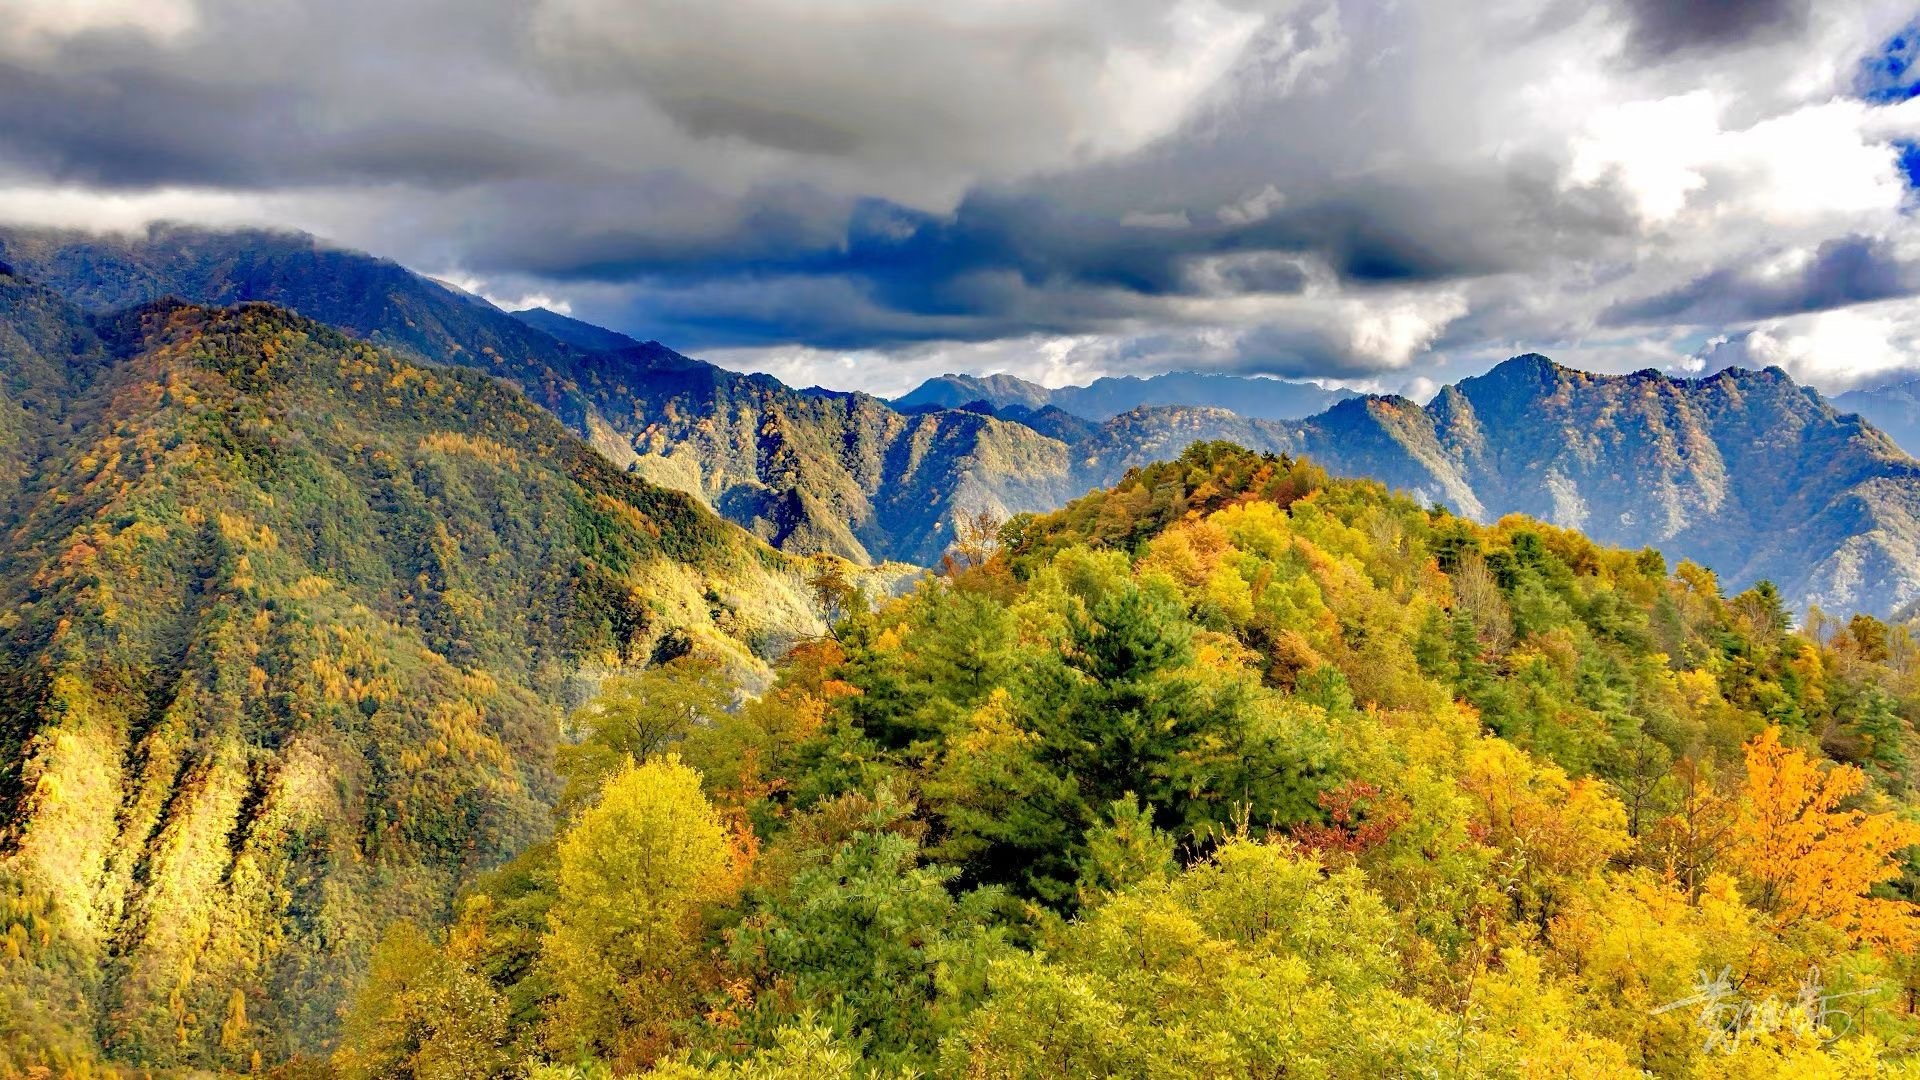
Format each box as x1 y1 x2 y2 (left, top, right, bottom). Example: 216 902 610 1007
4 0 1920 398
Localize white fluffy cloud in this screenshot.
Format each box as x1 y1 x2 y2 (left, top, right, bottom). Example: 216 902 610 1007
1696 305 1920 390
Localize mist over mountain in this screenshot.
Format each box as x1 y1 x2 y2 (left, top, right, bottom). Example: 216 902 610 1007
1836 377 1920 458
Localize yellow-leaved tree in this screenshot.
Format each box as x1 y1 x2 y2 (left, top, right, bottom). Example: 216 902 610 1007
543 755 739 1067
1734 726 1920 950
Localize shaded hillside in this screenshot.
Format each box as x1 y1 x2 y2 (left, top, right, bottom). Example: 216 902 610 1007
1067 403 1297 475
0 269 106 503
510 305 642 353
0 287 822 1069
0 225 579 386
545 340 1081 566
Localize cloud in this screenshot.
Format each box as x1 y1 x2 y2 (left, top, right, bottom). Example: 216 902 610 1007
1693 305 1920 390
1216 184 1287 225
1604 235 1920 324
526 0 1273 181
0 0 1918 394
1 0 198 55
1618 0 1811 61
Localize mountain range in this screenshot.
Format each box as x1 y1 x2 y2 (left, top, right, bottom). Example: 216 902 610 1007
4 224 1920 619
0 225 1080 567
892 368 1354 421
7 222 1920 1066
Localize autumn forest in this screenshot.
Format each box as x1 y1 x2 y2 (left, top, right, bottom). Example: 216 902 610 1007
6 280 1920 1079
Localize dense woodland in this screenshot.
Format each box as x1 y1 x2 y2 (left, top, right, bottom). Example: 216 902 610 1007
0 290 829 1073
287 443 1920 1078
9 276 1920 1076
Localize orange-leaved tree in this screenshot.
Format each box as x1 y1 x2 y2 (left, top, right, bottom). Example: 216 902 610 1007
1733 726 1920 950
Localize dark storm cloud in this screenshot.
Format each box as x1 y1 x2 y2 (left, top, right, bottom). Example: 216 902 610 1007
1620 0 1811 60
459 168 1532 349
1212 256 1312 295
1602 236 1920 326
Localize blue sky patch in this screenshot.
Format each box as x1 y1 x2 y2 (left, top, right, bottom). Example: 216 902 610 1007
1860 21 1920 103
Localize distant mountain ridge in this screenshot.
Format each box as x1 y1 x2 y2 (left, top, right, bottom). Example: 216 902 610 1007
911 356 1920 617
1835 377 1920 458
894 368 1354 421
1290 356 1920 619
510 305 643 353
7 226 1920 617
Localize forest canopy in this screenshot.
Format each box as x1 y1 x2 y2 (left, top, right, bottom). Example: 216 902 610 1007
308 443 1920 1079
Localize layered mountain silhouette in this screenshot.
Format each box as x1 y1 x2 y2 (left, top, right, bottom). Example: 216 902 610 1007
1835 377 1920 458
5 225 1919 617
893 368 1353 421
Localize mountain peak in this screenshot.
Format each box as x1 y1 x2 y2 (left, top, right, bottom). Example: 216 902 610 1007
893 372 1052 413
509 305 641 353
1484 352 1566 381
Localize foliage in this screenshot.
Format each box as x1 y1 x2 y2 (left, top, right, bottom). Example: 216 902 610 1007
14 308 1920 1080
557 658 733 816
311 442 1920 1078
543 757 739 1067
0 296 822 1070
1734 726 1920 948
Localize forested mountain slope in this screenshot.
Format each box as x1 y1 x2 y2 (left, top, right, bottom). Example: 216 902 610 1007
508 306 643 353
530 339 1077 566
0 226 1075 566
1027 358 1920 619
1290 356 1920 619
319 442 1920 1079
0 282 824 1069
